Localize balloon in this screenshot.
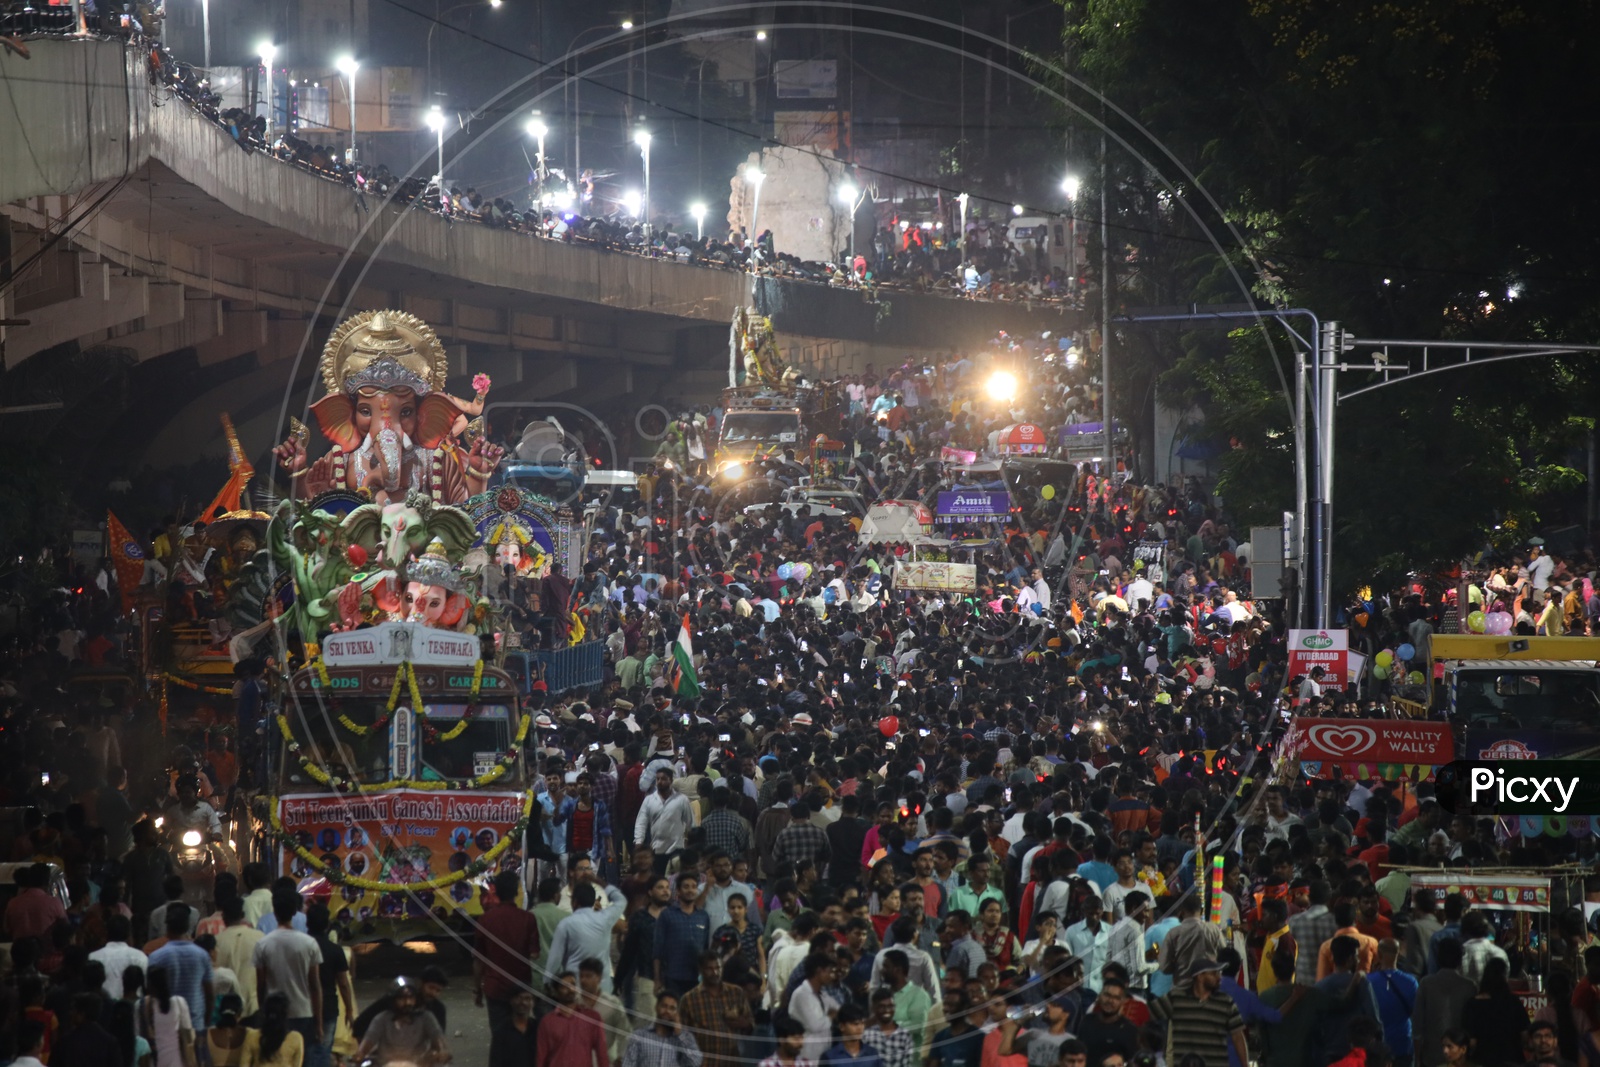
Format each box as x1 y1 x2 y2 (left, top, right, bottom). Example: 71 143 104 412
1041 484 1056 500
1408 670 1425 685
1397 643 1415 661
1467 611 1486 633
1488 611 1513 635
1373 664 1389 679
1375 650 1393 668
878 716 900 738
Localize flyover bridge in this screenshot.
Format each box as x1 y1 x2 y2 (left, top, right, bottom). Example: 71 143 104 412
1 36 1083 468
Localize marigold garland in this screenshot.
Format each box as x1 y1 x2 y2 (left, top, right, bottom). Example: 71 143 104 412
267 790 533 891
163 673 236 696
275 705 530 793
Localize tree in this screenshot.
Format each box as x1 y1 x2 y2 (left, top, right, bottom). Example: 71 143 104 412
1066 0 1600 592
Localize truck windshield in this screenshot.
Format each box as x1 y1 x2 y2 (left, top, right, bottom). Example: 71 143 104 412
1454 669 1600 731
722 412 800 443
279 699 516 787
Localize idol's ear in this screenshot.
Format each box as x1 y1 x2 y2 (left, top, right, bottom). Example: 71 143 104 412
413 393 460 449
309 394 361 452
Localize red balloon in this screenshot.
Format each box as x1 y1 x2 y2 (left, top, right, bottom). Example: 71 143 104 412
878 716 900 738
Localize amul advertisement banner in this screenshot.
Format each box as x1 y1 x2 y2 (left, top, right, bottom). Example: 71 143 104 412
276 790 525 920
1287 628 1349 692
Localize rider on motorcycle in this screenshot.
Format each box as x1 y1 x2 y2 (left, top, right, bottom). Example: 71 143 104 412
355 979 451 1066
167 774 223 838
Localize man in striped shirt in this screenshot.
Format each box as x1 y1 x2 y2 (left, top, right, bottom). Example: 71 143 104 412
1149 958 1246 1067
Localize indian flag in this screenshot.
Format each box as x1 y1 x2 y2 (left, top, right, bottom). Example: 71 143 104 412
672 613 702 698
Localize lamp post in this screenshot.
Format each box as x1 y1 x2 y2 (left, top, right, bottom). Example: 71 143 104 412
336 55 359 162
1061 173 1080 290
690 202 706 241
633 127 652 232
837 180 860 265
425 105 447 190
201 0 210 67
526 112 549 187
567 22 626 193
957 191 968 257
427 0 502 100
257 42 278 136
746 166 764 269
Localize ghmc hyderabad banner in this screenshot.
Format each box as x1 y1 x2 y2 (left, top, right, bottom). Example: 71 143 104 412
1288 628 1350 692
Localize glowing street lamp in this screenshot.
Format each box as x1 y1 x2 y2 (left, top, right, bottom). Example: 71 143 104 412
257 42 278 136
690 202 707 241
1061 174 1081 200
622 189 642 219
336 55 359 162
526 112 549 182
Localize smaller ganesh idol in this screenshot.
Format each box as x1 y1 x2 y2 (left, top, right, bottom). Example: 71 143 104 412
403 539 481 632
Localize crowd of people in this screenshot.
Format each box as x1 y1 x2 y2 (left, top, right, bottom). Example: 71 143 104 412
8 317 1600 1067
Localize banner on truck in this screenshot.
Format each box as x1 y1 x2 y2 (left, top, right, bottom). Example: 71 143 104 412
893 560 977 593
276 789 526 919
935 491 1010 523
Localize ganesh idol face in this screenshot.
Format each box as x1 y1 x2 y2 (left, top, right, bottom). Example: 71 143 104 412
405 581 451 625
494 541 523 569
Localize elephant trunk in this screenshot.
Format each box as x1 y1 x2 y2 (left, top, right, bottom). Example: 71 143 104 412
374 425 405 491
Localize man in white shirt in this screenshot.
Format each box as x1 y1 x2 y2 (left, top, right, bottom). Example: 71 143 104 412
1106 892 1158 990
635 767 696 867
789 953 842 1061
1298 666 1326 702
89 914 147 999
1029 568 1052 612
1125 574 1154 611
1528 544 1555 591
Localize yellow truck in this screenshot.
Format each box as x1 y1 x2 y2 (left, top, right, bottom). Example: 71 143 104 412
1393 633 1600 762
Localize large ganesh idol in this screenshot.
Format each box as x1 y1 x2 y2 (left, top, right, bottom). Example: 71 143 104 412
273 310 502 505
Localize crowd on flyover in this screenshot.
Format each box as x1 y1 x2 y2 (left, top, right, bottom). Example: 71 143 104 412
93 31 1081 308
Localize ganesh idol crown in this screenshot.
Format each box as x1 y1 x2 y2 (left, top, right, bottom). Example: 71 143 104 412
273 309 502 507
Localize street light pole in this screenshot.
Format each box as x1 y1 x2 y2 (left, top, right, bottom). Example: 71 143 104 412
426 105 447 191
634 128 652 232
337 56 359 162
527 112 549 191
258 43 278 137
690 202 706 241
201 0 210 68
427 0 502 100
746 167 765 269
1099 133 1112 473
837 180 860 266
1061 173 1080 293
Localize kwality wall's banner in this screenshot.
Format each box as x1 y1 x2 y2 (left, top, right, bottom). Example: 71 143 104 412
277 790 525 919
1287 628 1350 691
935 490 1011 523
1288 717 1455 764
